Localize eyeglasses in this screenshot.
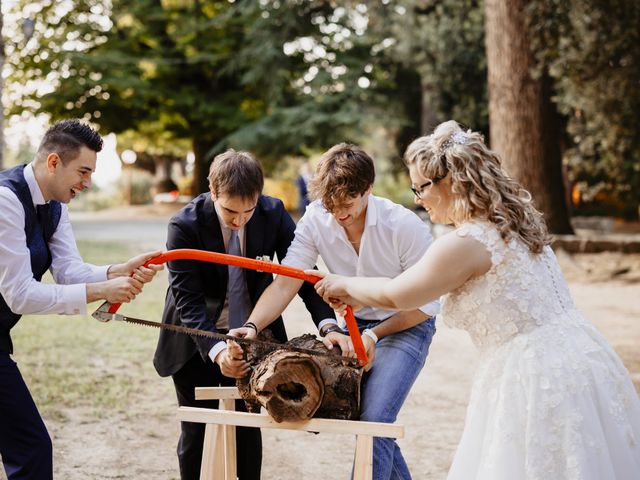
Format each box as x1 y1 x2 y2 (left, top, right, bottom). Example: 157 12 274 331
410 174 445 199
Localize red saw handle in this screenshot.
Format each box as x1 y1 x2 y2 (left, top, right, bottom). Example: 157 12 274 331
110 249 369 366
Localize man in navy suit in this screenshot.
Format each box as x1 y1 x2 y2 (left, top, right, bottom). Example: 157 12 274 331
153 149 335 480
0 119 161 480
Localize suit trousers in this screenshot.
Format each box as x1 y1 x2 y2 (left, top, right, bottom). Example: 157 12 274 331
0 352 53 480
172 352 262 480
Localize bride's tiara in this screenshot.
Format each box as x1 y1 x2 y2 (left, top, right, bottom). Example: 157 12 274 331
437 130 472 158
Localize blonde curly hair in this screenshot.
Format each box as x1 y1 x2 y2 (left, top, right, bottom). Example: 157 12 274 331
404 120 551 254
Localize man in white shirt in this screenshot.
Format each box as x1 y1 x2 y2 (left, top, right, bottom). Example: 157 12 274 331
0 119 161 480
232 143 439 480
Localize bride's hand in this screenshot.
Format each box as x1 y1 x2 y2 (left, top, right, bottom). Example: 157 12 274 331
327 295 364 316
307 270 348 298
306 270 364 313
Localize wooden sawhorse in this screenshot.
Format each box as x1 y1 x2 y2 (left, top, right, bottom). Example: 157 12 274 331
177 386 404 480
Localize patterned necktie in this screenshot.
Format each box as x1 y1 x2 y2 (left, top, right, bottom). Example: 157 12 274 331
227 229 247 329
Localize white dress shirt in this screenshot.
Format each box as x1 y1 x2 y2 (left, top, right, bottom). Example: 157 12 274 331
282 195 440 321
0 163 108 316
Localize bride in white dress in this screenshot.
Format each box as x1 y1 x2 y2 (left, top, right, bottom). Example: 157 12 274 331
312 121 640 479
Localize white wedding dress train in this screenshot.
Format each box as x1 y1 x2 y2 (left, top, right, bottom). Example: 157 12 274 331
440 221 640 480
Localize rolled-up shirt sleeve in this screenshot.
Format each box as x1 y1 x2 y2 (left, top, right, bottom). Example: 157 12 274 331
0 188 106 316
280 212 321 271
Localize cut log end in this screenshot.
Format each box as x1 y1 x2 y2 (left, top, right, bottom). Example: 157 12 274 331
252 351 324 422
238 334 363 422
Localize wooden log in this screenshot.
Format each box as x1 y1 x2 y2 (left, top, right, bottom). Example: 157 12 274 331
237 334 363 422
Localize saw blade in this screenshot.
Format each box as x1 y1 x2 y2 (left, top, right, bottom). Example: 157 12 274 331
92 309 359 366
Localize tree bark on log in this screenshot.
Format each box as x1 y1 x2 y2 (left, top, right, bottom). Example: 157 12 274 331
237 334 363 423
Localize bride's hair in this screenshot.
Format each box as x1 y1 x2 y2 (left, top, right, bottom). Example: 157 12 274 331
404 120 551 254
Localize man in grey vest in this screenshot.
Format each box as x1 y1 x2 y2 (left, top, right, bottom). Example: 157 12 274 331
0 119 161 480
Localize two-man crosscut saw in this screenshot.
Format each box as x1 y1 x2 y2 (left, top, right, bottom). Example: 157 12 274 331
91 249 369 366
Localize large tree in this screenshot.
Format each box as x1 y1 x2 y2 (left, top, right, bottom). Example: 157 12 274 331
527 0 640 219
6 0 280 193
387 1 487 135
485 0 573 233
6 0 367 193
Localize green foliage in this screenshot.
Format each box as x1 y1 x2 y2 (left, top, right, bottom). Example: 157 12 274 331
231 0 488 174
208 1 378 162
6 0 377 191
301 0 488 174
5 0 636 216
384 0 488 135
527 0 640 218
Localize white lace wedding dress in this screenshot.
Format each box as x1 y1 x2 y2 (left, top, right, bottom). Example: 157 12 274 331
441 221 640 479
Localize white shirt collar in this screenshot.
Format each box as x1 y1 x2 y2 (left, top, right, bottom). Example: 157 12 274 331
23 163 47 207
364 193 378 228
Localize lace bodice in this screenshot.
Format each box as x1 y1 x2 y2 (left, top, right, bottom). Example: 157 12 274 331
440 221 582 350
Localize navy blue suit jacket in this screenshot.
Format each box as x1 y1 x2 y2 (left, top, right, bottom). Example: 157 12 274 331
153 193 334 377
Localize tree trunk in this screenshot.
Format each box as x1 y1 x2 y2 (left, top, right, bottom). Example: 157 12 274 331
420 78 440 136
191 137 213 196
485 0 573 234
153 154 178 193
237 334 363 423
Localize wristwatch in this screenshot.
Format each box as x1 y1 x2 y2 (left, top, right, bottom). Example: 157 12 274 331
319 323 342 337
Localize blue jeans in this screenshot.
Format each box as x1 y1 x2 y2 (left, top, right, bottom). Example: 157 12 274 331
353 317 436 480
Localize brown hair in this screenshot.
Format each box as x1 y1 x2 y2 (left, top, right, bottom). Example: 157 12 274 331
308 143 375 211
404 121 551 254
208 149 264 199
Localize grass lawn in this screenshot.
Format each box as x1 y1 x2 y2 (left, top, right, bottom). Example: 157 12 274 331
10 240 171 421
